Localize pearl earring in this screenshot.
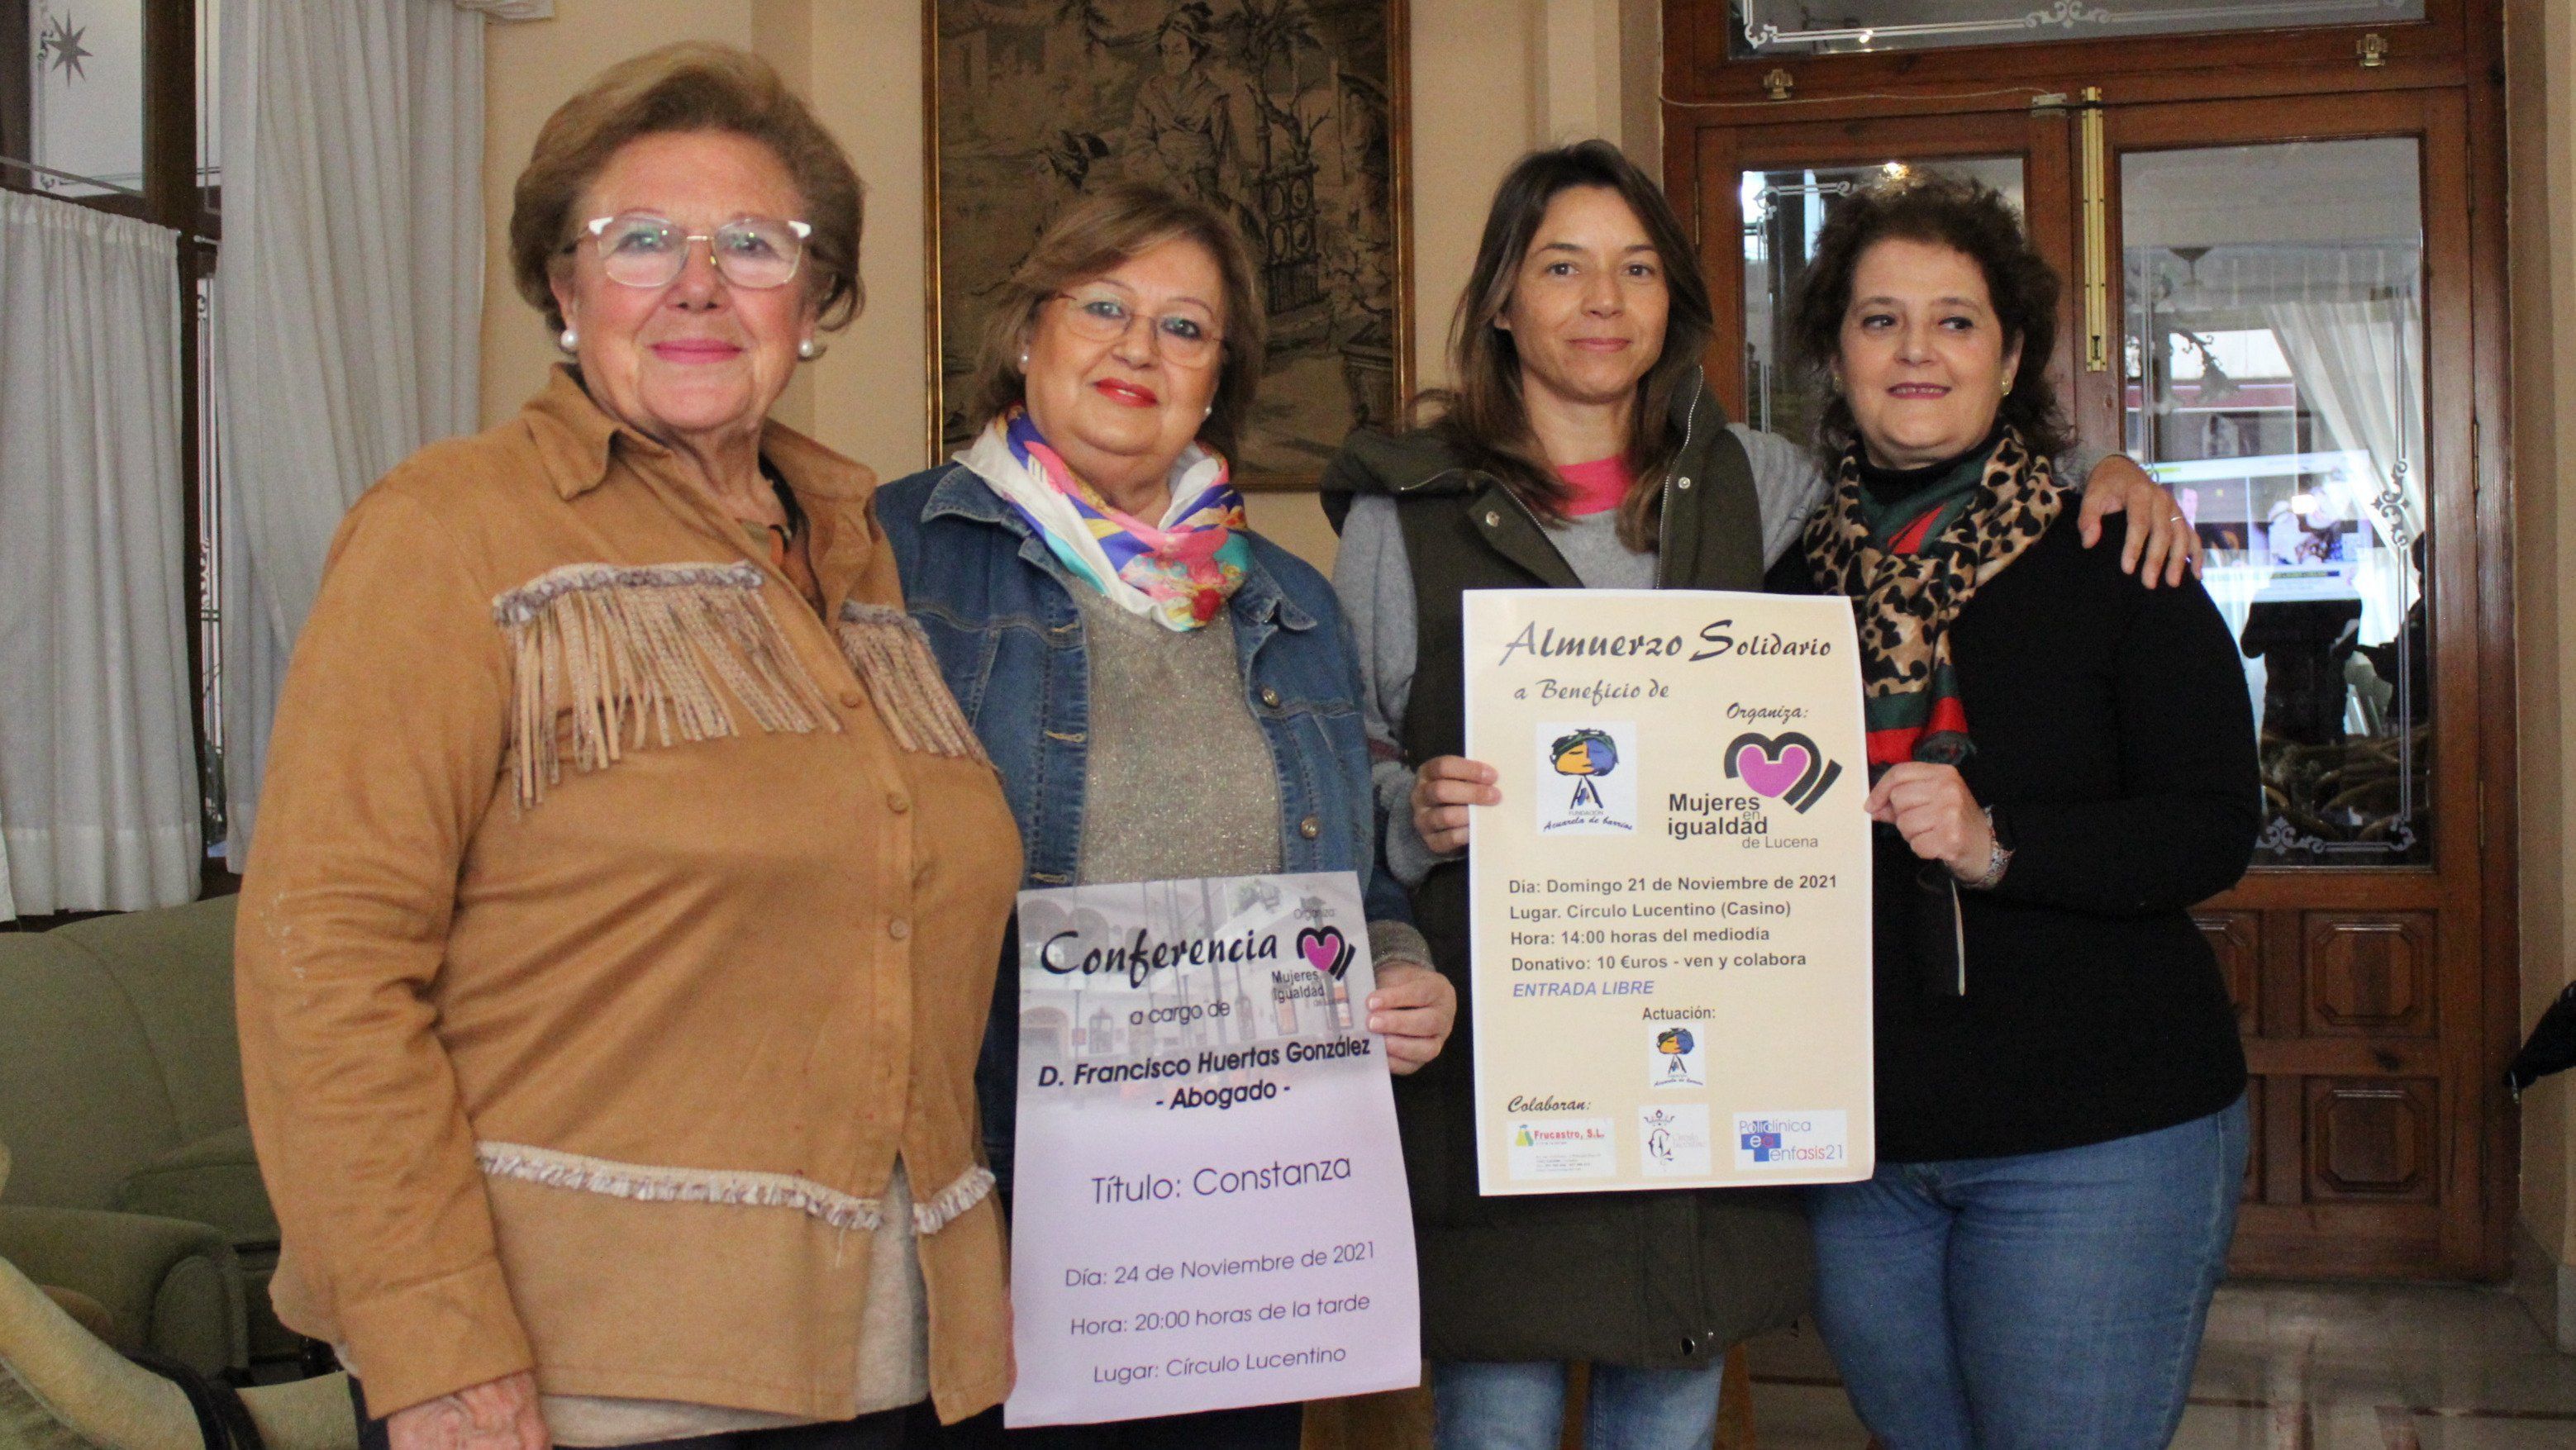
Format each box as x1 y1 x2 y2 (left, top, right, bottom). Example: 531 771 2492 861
798 338 821 360
557 326 579 353
1018 349 1030 370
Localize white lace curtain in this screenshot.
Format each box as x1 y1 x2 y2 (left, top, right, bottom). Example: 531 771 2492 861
216 0 493 863
2263 292 2426 549
2259 253 2428 649
0 192 200 916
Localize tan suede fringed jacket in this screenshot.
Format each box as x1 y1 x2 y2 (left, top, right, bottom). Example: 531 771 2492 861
236 369 1022 1424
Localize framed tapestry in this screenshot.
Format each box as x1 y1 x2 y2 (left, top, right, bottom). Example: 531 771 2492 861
925 0 1412 489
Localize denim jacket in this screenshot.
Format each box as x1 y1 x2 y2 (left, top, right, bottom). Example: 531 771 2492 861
876 461 1411 1185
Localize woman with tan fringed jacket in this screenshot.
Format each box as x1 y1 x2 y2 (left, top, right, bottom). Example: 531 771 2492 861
236 45 1015 1450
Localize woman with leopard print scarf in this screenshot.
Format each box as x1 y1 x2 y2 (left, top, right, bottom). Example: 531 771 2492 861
1778 174 2259 1448
1324 140 2206 1450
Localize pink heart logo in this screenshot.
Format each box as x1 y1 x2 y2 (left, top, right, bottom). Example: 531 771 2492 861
1733 741 1812 799
1296 926 1352 979
1723 730 1842 814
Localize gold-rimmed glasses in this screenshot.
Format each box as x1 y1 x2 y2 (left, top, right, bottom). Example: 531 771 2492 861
1053 287 1224 367
576 212 813 290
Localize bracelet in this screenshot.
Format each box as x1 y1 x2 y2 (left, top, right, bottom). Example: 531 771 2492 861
1958 805 2013 891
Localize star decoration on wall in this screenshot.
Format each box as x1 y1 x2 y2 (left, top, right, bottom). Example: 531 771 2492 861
40 14 94 83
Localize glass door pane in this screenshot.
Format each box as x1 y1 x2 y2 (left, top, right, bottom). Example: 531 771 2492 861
1740 155 2023 441
2120 137 2428 864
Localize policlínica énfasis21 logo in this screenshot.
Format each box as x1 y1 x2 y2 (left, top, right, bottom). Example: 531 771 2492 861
1537 722 1639 834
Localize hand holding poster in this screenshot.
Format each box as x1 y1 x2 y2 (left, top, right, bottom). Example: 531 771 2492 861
1003 872 1421 1428
1462 589 1877 1193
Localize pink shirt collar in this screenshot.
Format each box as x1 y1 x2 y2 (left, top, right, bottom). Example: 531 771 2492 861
1557 456 1634 516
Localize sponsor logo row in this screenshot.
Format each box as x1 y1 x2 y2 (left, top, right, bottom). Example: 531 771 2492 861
1505 1109 1849 1180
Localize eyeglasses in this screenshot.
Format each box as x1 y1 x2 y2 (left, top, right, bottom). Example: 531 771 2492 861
1053 288 1223 367
575 212 813 291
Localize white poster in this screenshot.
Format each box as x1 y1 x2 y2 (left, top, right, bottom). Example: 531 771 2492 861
1004 872 1422 1427
1463 588 1877 1193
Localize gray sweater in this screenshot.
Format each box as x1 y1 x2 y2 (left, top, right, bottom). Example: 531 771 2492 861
1333 423 1827 887
1069 586 1431 967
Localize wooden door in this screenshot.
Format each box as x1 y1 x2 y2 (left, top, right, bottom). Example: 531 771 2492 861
2090 89 2496 1278
1664 40 2515 1279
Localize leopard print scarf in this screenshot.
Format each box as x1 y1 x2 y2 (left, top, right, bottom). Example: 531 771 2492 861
1801 425 2067 773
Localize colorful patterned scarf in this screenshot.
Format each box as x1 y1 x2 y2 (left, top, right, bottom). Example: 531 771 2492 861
1801 425 2067 772
962 408 1250 630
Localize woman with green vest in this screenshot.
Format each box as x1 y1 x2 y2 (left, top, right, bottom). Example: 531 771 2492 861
1318 140 2197 1450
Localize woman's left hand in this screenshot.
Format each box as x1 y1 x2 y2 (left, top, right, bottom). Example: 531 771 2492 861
1369 961 1457 1075
1865 763 1993 882
2077 454 2202 587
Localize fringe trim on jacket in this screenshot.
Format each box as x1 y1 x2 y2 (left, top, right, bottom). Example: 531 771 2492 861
909 1165 998 1234
834 602 989 762
476 1143 998 1235
491 562 840 808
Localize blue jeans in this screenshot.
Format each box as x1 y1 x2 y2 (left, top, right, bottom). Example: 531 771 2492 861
1806 1096 2249 1450
1432 1358 1722 1450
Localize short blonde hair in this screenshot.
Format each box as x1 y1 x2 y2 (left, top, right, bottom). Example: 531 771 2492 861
509 42 864 334
969 183 1266 459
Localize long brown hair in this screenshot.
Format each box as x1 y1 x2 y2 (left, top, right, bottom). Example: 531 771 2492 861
1419 140 1714 552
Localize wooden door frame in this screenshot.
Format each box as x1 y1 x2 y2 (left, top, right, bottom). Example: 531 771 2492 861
1659 0 2518 1281
2467 12 2517 1293
1664 0 2478 116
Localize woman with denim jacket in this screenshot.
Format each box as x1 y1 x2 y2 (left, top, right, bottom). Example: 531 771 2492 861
874 183 1456 1450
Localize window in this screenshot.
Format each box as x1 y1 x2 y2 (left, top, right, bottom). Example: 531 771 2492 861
5 0 227 874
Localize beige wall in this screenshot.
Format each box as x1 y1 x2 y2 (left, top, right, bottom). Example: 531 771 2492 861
479 0 1654 575
2509 0 2576 1338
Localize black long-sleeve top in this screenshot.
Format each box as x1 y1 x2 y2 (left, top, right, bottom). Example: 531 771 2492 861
1772 510 2261 1162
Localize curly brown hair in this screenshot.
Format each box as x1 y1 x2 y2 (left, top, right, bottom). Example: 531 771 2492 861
1786 174 2070 459
508 43 864 335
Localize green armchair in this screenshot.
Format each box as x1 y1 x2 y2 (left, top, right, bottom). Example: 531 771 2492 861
0 1239 353 1450
0 897 288 1377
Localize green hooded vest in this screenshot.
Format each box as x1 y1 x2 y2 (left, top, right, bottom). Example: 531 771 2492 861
1321 373 1814 1368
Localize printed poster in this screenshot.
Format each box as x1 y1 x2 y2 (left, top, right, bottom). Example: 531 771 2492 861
1462 589 1876 1193
1004 872 1421 1426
